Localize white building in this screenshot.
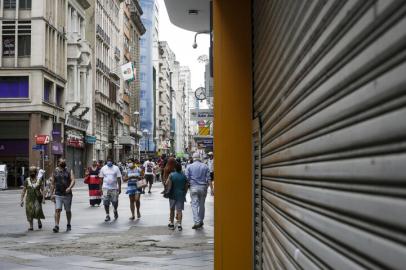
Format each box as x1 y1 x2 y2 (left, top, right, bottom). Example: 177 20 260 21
65 0 92 177
87 0 123 162
179 66 192 152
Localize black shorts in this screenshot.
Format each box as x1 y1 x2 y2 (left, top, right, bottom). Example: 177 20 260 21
145 174 154 184
210 172 214 181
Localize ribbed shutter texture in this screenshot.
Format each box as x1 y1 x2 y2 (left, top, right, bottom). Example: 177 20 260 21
252 0 406 269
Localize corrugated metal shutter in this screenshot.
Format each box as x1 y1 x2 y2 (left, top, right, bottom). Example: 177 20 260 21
253 118 263 269
252 0 406 269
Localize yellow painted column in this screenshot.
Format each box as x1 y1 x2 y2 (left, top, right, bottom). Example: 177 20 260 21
213 0 253 269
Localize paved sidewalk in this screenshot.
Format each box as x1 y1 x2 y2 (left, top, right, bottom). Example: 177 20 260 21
0 180 214 269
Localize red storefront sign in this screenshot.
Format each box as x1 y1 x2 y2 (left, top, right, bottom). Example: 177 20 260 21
66 138 84 148
35 135 50 145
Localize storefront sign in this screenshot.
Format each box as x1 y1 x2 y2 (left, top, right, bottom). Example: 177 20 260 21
85 135 97 144
51 142 64 155
118 136 134 145
52 123 62 142
65 114 89 132
66 138 84 148
32 145 44 151
190 109 214 121
114 144 123 149
35 135 50 145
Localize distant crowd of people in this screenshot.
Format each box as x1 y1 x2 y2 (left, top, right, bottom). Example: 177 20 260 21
20 152 214 233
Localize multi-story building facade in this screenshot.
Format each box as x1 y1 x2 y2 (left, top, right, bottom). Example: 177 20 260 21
86 0 123 162
117 0 145 161
179 66 194 152
0 0 68 185
128 0 145 160
155 41 175 154
65 0 92 177
139 0 158 155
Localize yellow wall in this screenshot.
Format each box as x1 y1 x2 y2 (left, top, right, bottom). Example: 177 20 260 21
214 0 253 269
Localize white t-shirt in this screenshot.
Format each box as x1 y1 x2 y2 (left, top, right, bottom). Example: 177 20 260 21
143 161 155 175
99 165 122 190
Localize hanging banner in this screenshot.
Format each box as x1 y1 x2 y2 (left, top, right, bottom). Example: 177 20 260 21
121 62 135 81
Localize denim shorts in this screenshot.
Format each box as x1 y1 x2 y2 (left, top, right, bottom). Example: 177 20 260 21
55 194 72 211
169 199 184 211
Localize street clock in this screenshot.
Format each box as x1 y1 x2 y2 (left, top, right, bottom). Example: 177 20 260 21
195 87 207 101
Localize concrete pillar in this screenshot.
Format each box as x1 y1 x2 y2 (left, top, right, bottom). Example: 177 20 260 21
28 113 41 167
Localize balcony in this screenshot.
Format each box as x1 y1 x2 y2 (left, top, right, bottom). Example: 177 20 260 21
96 24 111 47
96 58 110 75
129 1 146 35
95 90 122 114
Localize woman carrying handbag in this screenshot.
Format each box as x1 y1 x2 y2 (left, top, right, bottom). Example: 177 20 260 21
124 158 145 220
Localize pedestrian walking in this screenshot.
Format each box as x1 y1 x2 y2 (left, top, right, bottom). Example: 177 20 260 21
143 158 155 194
99 157 122 222
51 158 75 233
207 152 214 182
186 152 214 229
165 162 188 231
123 158 144 219
84 159 102 207
20 166 45 231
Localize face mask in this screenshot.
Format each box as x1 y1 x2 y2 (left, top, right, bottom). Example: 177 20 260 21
107 161 113 167
127 163 133 168
60 163 66 168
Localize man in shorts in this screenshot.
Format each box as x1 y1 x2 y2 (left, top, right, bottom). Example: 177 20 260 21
143 158 155 194
99 157 122 222
51 158 75 233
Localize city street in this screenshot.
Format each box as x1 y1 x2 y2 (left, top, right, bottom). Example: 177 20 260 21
0 180 213 269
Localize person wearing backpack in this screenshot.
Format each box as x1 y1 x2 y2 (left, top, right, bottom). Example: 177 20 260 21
142 158 156 194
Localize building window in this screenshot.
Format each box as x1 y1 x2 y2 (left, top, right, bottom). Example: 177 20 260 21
18 35 30 56
19 0 31 9
2 36 15 56
2 21 16 56
0 76 29 98
44 79 53 102
56 86 64 107
140 72 146 81
3 0 16 9
140 55 146 64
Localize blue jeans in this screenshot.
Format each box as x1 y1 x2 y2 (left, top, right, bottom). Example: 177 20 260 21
190 185 208 224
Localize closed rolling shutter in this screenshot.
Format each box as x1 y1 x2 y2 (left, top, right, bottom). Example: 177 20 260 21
252 0 406 269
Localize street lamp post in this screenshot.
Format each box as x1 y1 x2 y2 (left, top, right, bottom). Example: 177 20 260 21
142 129 148 159
133 111 140 160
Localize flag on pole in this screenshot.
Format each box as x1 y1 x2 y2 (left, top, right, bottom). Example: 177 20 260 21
121 62 135 81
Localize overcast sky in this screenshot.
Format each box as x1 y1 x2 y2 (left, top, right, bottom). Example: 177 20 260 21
157 0 210 91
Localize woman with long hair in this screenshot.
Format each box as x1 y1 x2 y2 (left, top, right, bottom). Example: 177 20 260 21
163 157 176 185
123 158 143 219
20 166 45 231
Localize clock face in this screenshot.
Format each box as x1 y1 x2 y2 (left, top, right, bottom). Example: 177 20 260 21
195 87 206 101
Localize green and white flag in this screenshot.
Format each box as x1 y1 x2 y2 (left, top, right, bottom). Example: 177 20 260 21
121 62 135 81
